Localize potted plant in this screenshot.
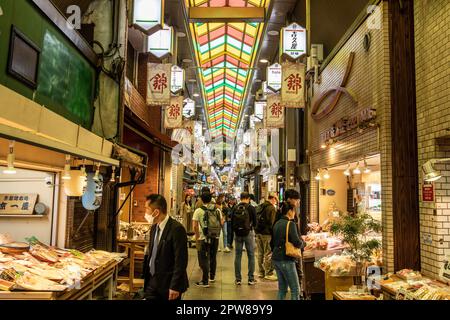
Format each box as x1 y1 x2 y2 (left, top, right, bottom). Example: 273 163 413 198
329 212 382 283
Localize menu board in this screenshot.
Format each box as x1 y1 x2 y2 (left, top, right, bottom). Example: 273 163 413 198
0 194 38 215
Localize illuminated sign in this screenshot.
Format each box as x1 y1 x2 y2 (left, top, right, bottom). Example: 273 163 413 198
132 0 164 35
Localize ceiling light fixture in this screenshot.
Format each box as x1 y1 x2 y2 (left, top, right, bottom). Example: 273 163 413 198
320 143 327 149
353 162 361 175
182 58 192 63
110 166 116 182
3 140 16 175
363 159 371 174
323 169 330 180
343 164 351 176
62 155 71 180
176 31 186 38
260 59 269 63
268 30 279 36
188 79 197 82
315 169 321 181
422 159 450 182
93 163 101 182
193 93 200 97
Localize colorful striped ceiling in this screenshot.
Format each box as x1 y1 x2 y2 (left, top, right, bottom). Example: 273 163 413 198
187 0 269 139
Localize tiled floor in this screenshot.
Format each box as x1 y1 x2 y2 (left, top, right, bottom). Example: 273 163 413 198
183 247 278 300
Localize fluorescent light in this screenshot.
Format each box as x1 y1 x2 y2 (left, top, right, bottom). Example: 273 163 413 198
176 32 186 38
260 59 269 63
321 143 327 149
193 93 200 97
183 58 192 63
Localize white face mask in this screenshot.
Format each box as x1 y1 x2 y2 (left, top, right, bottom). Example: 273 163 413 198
144 213 154 224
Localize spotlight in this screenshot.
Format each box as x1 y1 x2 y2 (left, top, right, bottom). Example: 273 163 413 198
320 143 327 149
344 164 351 176
422 160 445 182
93 163 100 181
353 162 361 175
260 59 269 64
3 140 16 175
323 169 330 180
314 170 321 181
193 93 200 97
363 159 371 174
110 166 116 182
62 155 71 180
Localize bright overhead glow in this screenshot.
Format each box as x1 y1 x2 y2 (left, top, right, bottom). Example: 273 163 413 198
260 59 269 63
193 93 200 97
343 164 351 176
314 170 321 181
177 31 186 38
268 30 279 36
323 169 330 180
62 155 71 180
353 162 361 175
183 58 193 63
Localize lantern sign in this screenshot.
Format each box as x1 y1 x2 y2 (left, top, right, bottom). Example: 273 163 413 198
265 94 284 128
281 62 306 108
132 0 164 35
183 98 195 118
164 96 183 129
281 22 307 60
147 63 171 106
255 101 265 119
147 24 174 59
267 63 282 92
171 65 184 94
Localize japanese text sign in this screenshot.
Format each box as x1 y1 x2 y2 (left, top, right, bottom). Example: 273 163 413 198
0 194 38 215
171 65 184 94
164 96 183 129
267 63 282 92
265 95 284 128
281 62 305 108
281 22 307 60
147 63 171 106
147 24 174 59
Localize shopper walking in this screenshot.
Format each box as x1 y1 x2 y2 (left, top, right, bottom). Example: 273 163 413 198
143 194 189 300
182 194 194 233
255 192 277 280
192 192 222 287
271 203 304 300
222 200 232 253
231 192 257 285
227 197 237 249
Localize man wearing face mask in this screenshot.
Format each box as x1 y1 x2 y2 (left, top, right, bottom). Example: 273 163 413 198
143 194 189 300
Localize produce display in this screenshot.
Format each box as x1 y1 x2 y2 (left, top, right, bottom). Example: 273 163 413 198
0 234 124 293
302 232 344 251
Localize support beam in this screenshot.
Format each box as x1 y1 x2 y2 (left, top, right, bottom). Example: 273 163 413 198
388 0 421 271
189 7 265 23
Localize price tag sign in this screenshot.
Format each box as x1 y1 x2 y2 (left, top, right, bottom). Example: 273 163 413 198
422 182 434 202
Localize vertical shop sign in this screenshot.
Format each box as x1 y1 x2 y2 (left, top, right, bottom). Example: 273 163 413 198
281 62 306 108
183 98 195 118
132 0 164 35
281 22 307 60
171 65 184 94
265 95 284 128
422 182 434 202
164 96 183 129
267 63 282 92
147 24 174 59
147 63 171 106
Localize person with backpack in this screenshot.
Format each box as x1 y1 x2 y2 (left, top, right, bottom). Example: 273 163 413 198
231 192 257 285
255 192 278 281
192 192 222 287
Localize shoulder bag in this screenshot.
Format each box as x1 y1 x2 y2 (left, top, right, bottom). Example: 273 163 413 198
285 221 302 259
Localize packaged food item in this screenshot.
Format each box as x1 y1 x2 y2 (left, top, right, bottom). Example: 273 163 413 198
396 269 422 280
14 272 67 291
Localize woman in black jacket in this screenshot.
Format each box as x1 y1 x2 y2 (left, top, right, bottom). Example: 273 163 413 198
271 203 303 300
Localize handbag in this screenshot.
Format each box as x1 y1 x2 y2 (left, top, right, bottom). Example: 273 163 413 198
285 221 302 259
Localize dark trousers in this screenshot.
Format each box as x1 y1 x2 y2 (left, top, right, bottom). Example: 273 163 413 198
226 222 234 247
197 238 219 283
144 275 182 300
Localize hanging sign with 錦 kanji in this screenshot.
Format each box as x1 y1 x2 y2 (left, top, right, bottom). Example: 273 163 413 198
0 194 38 215
265 94 284 128
147 63 171 106
132 0 164 35
171 65 184 95
164 96 183 129
281 22 307 60
267 63 282 92
281 62 306 108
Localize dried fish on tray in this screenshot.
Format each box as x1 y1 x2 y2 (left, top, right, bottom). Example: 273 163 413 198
29 244 59 263
13 272 67 292
0 279 14 291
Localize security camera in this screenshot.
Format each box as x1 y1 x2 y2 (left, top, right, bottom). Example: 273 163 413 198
45 176 54 186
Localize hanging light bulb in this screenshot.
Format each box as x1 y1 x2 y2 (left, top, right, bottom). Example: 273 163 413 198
353 161 361 175
314 169 321 180
110 166 116 182
323 169 330 180
62 155 71 180
93 163 100 181
343 163 351 176
363 159 371 174
3 140 17 174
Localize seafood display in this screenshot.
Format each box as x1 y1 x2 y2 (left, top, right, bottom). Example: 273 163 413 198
0 234 124 293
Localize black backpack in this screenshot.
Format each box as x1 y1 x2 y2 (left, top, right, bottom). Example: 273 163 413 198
255 203 268 233
201 206 222 240
232 203 251 237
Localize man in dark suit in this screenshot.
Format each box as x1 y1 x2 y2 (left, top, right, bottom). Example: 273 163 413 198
143 194 189 300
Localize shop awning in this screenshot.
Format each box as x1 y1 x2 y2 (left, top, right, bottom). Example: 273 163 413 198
0 84 119 166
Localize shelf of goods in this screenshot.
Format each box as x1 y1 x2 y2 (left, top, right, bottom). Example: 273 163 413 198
0 236 125 300
380 270 450 300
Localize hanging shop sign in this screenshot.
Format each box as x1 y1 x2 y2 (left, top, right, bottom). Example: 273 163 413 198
164 96 183 129
255 101 266 119
183 98 195 118
171 65 184 94
265 94 284 128
422 182 435 202
147 63 171 106
146 24 174 59
319 107 377 144
281 62 306 108
281 22 307 60
132 0 164 35
311 52 356 121
82 173 103 211
0 194 38 215
267 63 282 92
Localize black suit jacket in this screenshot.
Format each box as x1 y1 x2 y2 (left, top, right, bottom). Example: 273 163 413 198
144 217 189 296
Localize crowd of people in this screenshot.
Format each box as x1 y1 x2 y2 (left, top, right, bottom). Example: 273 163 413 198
142 187 305 301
